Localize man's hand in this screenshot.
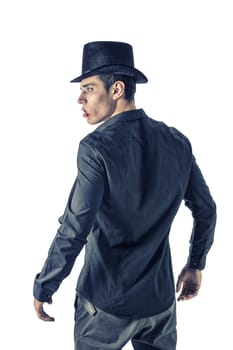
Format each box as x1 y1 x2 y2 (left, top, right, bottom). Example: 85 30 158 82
176 266 202 301
33 298 55 321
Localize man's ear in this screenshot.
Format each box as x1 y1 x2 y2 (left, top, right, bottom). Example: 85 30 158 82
112 81 125 100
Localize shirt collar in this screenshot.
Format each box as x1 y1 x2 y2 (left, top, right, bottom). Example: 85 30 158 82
95 109 146 132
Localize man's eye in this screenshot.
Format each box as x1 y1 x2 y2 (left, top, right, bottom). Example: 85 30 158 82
87 87 93 92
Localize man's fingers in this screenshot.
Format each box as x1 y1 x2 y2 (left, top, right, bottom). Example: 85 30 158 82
177 288 188 301
38 308 55 322
178 292 198 301
34 299 55 322
177 284 199 301
176 275 182 293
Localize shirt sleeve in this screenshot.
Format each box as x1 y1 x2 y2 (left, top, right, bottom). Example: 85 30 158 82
184 157 217 270
33 141 105 302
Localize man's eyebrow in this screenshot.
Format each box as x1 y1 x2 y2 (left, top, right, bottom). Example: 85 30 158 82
80 83 96 90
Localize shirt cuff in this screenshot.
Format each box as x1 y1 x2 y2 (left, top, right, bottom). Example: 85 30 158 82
33 273 54 302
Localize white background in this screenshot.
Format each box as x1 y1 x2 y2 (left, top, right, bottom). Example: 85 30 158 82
0 0 232 349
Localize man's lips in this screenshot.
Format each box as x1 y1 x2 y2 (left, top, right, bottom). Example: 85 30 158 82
82 109 89 118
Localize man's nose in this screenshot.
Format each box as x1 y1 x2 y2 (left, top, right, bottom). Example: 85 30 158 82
77 91 86 104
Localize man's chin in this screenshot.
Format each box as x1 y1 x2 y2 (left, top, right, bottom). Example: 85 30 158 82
86 118 102 126
86 118 95 125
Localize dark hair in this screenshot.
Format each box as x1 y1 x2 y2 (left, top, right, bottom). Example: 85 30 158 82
98 74 136 102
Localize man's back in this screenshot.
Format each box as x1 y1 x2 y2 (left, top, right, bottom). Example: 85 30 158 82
76 109 193 317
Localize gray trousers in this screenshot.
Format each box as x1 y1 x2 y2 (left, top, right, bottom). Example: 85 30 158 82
74 295 177 350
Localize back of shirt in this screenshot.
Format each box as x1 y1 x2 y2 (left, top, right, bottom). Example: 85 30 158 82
33 108 216 317
76 109 193 317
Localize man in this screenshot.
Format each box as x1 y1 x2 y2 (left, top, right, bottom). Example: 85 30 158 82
33 41 216 349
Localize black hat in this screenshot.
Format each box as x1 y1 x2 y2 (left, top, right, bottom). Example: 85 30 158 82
70 41 148 84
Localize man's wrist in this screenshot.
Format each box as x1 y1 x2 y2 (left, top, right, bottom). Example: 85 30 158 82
187 259 204 270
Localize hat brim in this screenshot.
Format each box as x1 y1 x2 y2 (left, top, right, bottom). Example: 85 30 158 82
70 64 148 84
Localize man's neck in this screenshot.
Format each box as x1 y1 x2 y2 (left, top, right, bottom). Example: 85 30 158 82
111 100 136 118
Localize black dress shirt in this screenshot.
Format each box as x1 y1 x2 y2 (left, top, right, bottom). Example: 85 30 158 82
33 109 216 318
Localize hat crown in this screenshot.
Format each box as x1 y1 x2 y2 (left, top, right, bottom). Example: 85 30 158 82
82 41 135 74
70 41 148 83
